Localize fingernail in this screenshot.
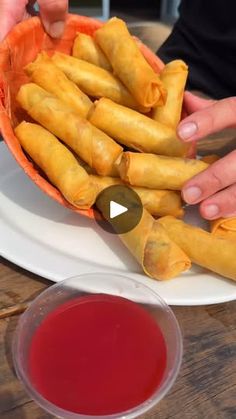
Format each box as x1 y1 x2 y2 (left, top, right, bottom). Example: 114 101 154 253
178 122 198 141
204 204 219 218
49 21 64 38
183 186 202 203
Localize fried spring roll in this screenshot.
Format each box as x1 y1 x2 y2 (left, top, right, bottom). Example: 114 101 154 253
25 52 93 118
52 52 148 112
152 60 188 128
97 202 191 279
211 218 236 241
15 122 96 209
95 18 166 108
157 216 236 281
17 84 123 176
89 98 190 157
116 152 208 190
73 33 112 71
91 175 184 217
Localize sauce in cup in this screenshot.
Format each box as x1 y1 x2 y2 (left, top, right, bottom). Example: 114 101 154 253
13 273 182 418
29 294 167 415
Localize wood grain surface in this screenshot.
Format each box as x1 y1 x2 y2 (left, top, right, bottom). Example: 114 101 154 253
0 257 235 419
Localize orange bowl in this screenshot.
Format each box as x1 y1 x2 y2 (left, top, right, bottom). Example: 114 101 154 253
0 14 164 219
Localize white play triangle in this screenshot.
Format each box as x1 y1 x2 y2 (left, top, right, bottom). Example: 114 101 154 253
109 200 128 219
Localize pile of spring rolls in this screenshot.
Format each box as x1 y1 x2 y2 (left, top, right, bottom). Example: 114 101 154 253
14 17 236 282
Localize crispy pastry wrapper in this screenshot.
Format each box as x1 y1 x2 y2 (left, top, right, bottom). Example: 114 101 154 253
211 218 236 241
91 175 184 217
15 121 96 208
116 152 209 190
17 83 123 176
25 52 93 118
95 17 166 108
52 52 148 113
73 32 112 71
0 14 163 216
89 98 190 157
96 203 191 280
158 216 236 281
152 60 188 129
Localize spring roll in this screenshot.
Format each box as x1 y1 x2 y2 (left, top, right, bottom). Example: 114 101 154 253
116 152 208 190
97 201 191 279
211 218 236 241
25 52 93 118
157 216 236 281
73 33 112 71
91 175 184 217
152 60 188 129
89 98 190 157
95 18 166 108
15 122 96 209
52 52 148 113
17 83 123 177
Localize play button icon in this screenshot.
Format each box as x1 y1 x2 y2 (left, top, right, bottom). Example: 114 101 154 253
110 201 128 219
95 185 143 234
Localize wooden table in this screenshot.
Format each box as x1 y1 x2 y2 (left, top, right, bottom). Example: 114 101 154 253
0 257 235 419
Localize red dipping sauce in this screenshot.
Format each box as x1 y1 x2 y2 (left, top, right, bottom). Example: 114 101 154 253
29 294 167 416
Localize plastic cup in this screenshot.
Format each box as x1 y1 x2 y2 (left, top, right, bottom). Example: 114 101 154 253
13 273 182 419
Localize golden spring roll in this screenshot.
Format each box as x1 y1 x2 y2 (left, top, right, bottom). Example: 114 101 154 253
211 218 236 241
95 18 166 108
90 175 184 217
73 33 112 71
52 52 148 113
116 152 209 190
97 202 191 279
17 84 123 176
152 60 188 129
201 154 220 164
25 52 93 118
15 122 96 209
157 216 236 281
89 98 190 157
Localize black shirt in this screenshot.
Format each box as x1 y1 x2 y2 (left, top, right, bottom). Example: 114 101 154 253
157 0 236 99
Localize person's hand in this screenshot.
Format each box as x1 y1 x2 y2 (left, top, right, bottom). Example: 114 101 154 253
0 0 68 42
177 91 236 220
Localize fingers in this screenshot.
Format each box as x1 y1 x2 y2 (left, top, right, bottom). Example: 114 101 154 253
177 96 236 142
183 91 215 115
0 0 28 41
182 150 236 209
37 0 68 38
200 183 236 219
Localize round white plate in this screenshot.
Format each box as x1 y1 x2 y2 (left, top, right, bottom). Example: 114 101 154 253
0 143 235 306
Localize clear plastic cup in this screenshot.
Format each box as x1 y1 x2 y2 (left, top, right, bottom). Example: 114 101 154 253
13 273 182 419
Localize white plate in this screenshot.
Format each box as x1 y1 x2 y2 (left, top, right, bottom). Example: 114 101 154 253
0 143 235 306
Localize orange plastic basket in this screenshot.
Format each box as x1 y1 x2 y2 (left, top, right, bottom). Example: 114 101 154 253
0 14 164 219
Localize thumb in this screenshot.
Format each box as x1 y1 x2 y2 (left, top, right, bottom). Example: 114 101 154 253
177 97 236 142
37 0 68 38
0 0 28 41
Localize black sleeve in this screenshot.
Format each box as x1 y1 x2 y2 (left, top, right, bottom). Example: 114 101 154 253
157 0 236 99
